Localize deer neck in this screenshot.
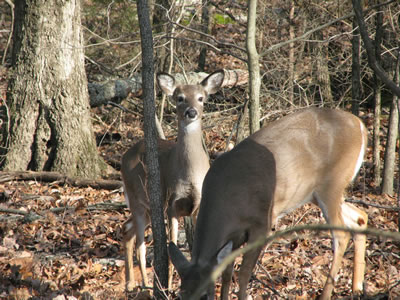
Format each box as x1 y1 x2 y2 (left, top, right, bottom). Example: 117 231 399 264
175 119 208 168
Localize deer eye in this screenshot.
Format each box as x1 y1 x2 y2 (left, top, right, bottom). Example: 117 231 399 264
177 95 185 103
198 96 204 103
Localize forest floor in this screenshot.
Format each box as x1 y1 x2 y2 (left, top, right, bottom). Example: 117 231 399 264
0 99 400 300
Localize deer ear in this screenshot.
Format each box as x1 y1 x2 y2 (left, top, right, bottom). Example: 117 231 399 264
201 70 224 95
157 73 176 96
168 242 190 277
216 240 233 264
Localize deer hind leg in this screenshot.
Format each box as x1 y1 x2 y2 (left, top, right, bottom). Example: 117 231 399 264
316 191 351 300
235 229 265 300
135 213 149 288
237 244 264 300
341 202 368 295
317 191 367 300
123 216 137 291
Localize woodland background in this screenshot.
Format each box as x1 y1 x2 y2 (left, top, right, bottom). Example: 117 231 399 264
0 0 400 299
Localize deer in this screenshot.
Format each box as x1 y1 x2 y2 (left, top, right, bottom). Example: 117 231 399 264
121 70 225 291
169 107 369 300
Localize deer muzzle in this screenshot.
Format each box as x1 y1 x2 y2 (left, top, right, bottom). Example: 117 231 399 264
185 107 198 120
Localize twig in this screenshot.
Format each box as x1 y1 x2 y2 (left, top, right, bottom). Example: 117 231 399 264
0 207 31 216
164 14 246 54
345 198 400 212
255 262 281 296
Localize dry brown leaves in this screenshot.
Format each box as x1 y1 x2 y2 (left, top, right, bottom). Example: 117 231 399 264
1 80 400 300
0 180 128 299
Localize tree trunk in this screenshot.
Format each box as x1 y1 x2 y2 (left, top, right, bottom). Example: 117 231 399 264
381 51 399 195
198 0 210 71
136 0 169 297
246 0 260 135
2 0 105 179
372 10 383 188
236 98 249 145
313 30 333 106
351 18 361 116
288 1 295 106
153 0 170 72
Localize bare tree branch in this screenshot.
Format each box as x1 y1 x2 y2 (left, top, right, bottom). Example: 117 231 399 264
352 0 400 98
260 0 395 57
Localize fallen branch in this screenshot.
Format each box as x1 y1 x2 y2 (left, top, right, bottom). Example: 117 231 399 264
87 69 248 107
0 202 127 222
0 171 122 190
88 76 142 107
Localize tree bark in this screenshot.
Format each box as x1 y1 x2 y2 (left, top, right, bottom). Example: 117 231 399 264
288 1 295 106
136 0 169 297
313 30 333 105
198 0 210 71
351 18 361 116
372 9 383 188
381 50 399 195
2 0 105 179
246 0 260 135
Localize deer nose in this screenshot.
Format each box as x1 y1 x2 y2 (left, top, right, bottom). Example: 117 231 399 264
185 107 198 119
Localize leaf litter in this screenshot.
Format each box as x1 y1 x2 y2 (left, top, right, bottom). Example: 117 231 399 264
0 107 399 300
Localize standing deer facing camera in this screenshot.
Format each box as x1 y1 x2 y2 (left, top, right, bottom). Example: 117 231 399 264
169 108 368 300
121 70 225 291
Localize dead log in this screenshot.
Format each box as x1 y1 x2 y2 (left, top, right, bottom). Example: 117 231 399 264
87 69 248 107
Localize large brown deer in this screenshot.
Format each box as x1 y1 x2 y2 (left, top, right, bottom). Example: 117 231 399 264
169 107 368 300
121 70 225 291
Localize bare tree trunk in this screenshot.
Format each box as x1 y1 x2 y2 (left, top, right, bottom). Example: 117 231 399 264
153 0 170 72
288 1 295 106
246 0 260 135
2 0 105 179
398 52 400 232
236 98 249 145
136 0 168 297
198 0 210 71
351 18 361 116
314 31 333 106
372 10 383 188
381 50 399 195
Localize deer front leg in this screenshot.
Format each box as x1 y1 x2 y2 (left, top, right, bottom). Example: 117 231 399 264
237 245 264 300
221 262 234 300
168 210 179 289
